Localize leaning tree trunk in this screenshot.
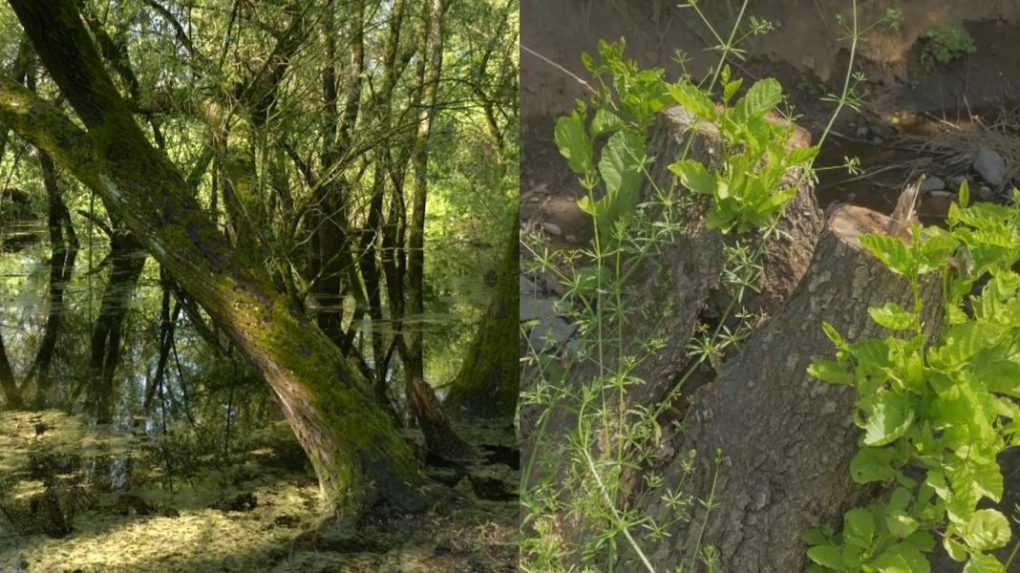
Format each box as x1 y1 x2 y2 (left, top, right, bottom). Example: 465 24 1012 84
620 205 944 572
0 0 424 518
444 221 519 420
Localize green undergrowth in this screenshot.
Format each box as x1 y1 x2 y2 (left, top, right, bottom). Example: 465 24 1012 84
522 2 910 571
805 188 1020 572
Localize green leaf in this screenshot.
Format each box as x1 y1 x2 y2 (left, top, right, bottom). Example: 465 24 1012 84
889 487 913 512
554 110 593 175
863 392 916 447
596 129 645 228
844 508 876 549
861 234 915 276
806 544 845 570
886 510 919 539
971 462 1004 503
906 530 935 552
733 78 783 123
871 541 930 573
668 81 716 121
850 447 898 483
789 145 821 165
958 178 970 207
722 77 744 105
944 535 968 562
822 322 849 351
976 359 1020 397
960 509 1011 551
670 159 716 196
802 528 831 546
963 553 1005 573
591 108 624 138
808 360 853 385
869 302 917 331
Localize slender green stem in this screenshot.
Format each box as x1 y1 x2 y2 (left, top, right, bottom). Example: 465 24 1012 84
581 441 657 573
815 0 858 151
686 453 722 573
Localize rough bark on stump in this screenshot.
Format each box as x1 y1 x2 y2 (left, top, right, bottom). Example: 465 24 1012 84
521 103 823 482
620 205 944 573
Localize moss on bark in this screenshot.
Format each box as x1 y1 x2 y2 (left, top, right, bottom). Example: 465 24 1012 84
0 0 424 518
444 221 519 420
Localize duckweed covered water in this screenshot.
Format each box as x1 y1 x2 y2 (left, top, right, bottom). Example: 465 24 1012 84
0 412 518 572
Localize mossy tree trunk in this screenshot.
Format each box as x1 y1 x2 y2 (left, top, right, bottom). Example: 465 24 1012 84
0 331 22 409
445 221 520 420
0 0 424 517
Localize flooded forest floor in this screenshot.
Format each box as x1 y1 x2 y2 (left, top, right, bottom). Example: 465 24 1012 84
0 411 518 573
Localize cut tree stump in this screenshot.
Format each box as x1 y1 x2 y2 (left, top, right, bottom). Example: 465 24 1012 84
620 204 945 573
520 104 824 568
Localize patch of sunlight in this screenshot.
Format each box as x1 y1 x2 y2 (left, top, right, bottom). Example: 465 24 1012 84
7 481 44 502
0 410 137 475
0 473 323 573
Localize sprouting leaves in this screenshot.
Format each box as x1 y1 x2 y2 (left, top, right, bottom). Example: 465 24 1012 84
868 302 916 332
579 129 646 231
554 106 594 176
557 40 816 239
666 75 814 234
805 193 1020 572
554 40 663 236
731 78 782 125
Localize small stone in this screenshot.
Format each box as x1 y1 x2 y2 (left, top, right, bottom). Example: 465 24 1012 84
541 222 562 236
947 175 969 192
855 126 870 138
977 185 996 202
973 148 1007 187
922 191 955 218
920 176 945 193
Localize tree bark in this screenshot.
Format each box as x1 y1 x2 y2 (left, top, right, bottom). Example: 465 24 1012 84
29 150 79 407
445 221 520 420
621 205 945 572
86 222 146 424
0 329 22 409
521 105 823 492
359 0 408 415
402 0 472 459
308 0 357 347
1 0 424 517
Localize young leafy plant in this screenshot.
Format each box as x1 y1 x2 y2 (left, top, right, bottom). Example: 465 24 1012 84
668 66 819 233
921 23 977 68
553 39 669 237
805 187 1020 573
